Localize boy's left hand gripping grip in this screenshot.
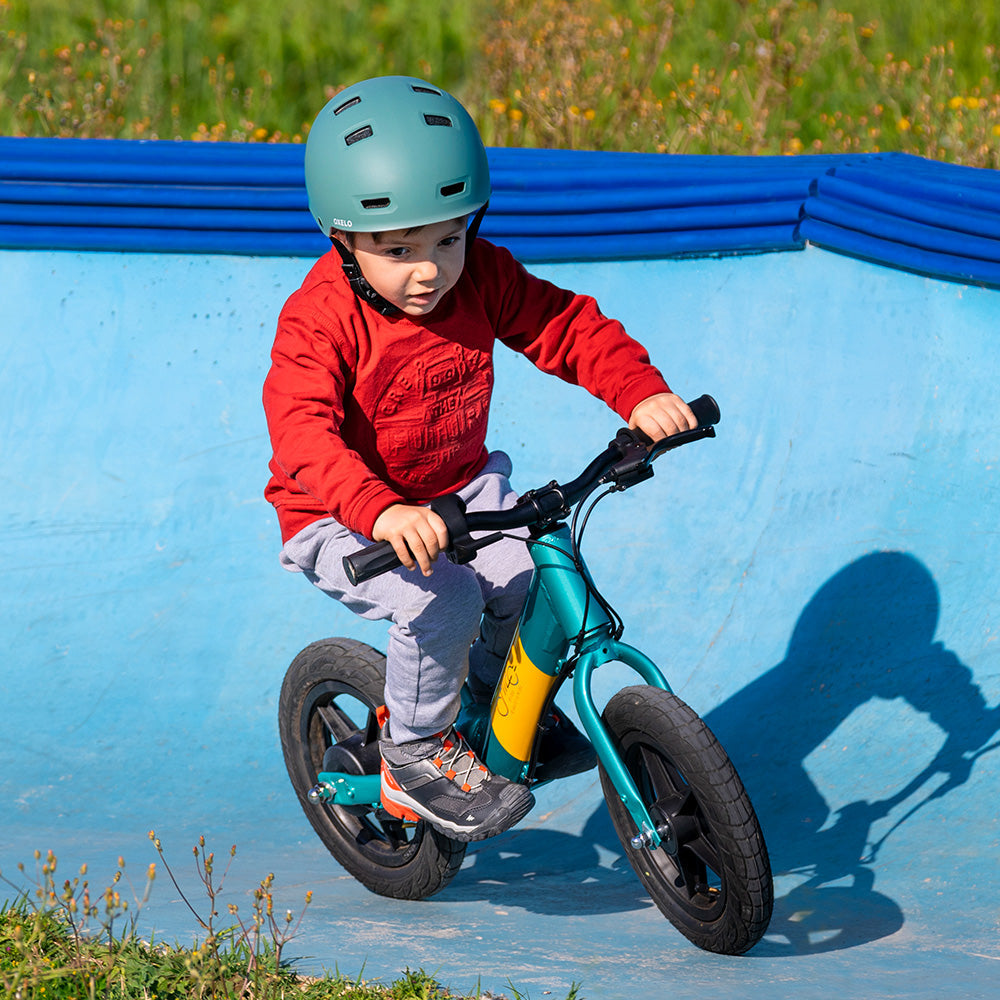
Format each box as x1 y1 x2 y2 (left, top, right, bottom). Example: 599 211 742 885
689 393 720 428
343 541 400 586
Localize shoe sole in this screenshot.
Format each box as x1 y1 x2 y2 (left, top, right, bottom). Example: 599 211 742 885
380 777 535 843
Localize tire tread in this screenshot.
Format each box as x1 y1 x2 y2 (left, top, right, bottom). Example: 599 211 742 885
600 684 772 954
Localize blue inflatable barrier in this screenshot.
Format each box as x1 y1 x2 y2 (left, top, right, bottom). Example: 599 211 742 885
2 136 1000 284
799 158 1000 285
809 173 1000 242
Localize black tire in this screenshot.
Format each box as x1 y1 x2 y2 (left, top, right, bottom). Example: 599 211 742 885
278 637 466 899
599 685 773 955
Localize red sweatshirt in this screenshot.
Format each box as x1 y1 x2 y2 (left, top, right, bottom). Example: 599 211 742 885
263 238 671 543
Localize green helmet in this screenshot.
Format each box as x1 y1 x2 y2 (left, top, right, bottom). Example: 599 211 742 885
305 75 491 236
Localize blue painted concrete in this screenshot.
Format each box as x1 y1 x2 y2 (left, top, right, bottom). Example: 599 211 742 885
2 245 998 998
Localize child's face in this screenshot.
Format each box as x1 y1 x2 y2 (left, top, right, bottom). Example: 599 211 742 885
344 218 467 317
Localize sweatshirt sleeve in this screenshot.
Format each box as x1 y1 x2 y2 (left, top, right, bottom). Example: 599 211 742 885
263 301 404 538
472 241 672 420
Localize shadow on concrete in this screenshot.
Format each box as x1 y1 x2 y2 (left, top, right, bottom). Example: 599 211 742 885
412 552 1000 955
438 807 655 916
705 551 1000 956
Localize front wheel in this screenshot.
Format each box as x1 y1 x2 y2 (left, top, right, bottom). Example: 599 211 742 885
599 685 773 955
278 638 466 899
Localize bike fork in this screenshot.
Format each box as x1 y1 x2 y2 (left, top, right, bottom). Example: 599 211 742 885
572 637 672 851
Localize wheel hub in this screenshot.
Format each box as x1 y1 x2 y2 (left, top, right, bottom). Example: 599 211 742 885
651 797 699 855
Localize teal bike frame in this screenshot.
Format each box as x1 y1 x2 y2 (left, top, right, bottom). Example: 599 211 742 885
312 520 672 851
477 521 671 849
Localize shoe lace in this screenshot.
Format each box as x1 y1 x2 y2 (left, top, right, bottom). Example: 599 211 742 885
434 729 488 793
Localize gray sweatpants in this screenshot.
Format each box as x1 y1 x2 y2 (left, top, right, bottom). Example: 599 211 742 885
279 451 534 743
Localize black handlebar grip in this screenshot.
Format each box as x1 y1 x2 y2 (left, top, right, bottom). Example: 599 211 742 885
343 540 402 586
689 394 721 428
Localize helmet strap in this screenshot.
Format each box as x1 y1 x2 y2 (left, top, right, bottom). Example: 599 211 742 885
466 201 489 249
330 237 400 316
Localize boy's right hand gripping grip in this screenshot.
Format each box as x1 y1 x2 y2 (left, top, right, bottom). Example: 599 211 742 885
343 540 401 586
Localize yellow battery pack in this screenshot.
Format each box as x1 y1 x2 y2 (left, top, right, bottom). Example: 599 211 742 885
489 631 560 763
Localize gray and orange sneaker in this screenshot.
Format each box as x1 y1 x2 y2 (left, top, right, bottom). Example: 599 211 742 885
379 726 535 842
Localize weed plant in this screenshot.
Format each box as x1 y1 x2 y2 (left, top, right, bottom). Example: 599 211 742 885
0 836 567 1000
2 0 999 166
478 0 1000 166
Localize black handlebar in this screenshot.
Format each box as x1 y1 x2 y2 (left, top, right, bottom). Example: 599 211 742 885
343 395 720 586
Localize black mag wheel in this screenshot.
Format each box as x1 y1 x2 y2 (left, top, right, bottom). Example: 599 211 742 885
599 685 773 955
278 637 466 899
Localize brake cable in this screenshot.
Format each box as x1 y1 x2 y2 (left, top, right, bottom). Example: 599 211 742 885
570 485 626 646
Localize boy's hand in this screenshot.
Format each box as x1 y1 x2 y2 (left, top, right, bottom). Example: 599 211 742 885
628 392 698 443
372 504 449 576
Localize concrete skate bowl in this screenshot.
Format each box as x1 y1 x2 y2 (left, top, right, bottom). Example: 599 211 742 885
2 138 998 999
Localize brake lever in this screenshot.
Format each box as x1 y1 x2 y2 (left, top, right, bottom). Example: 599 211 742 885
603 429 656 489
650 424 717 456
604 423 717 490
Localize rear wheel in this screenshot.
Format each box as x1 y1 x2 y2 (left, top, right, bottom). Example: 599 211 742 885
599 685 772 954
278 638 466 899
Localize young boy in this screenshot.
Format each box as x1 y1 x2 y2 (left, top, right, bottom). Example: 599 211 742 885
263 76 695 844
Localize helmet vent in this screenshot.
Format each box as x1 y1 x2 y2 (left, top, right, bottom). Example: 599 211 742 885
345 125 374 146
333 95 361 115
424 114 453 127
361 197 391 210
411 85 442 96
440 182 466 198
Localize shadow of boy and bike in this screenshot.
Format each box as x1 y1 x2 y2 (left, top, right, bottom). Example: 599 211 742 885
450 551 999 953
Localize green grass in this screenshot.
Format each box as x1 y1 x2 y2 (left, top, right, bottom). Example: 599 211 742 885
0 839 582 1000
0 0 480 140
2 0 1000 164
